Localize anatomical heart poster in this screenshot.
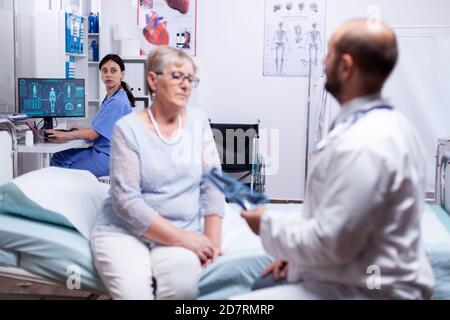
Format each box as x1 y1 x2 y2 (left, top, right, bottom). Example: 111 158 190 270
139 0 197 56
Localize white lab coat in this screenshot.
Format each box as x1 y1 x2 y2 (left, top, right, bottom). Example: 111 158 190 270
259 95 435 299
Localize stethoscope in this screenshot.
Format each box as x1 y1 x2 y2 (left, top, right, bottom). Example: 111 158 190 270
314 104 394 155
101 87 122 106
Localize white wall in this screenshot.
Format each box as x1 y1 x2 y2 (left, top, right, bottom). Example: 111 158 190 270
14 0 79 176
0 0 15 113
326 0 450 30
196 0 309 200
97 0 137 100
37 0 449 199
385 28 450 194
324 0 450 194
15 0 66 79
196 0 450 199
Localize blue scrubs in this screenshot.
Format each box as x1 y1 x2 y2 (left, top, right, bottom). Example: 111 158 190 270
51 90 132 177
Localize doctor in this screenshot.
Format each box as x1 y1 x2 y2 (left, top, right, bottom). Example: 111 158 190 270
46 54 133 177
237 19 435 299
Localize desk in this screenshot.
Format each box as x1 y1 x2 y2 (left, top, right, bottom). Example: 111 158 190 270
18 140 91 168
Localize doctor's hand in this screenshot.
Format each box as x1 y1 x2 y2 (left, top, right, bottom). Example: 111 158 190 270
177 231 214 264
45 130 74 143
241 206 267 235
262 260 289 281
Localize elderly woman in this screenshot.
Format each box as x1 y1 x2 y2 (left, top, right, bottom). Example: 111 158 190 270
90 46 225 300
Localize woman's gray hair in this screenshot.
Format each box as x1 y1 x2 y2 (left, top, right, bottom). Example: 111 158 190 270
146 46 197 97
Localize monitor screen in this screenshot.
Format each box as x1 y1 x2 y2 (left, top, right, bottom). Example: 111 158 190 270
18 78 86 119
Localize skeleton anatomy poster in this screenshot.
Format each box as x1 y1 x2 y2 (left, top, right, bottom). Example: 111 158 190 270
263 0 326 77
139 0 197 56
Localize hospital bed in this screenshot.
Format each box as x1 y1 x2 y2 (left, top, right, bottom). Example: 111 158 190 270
0 202 449 300
0 168 450 300
0 201 272 300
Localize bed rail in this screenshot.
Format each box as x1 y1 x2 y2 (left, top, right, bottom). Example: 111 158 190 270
439 152 450 212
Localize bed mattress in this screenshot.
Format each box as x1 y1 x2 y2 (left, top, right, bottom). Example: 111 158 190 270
1 204 449 299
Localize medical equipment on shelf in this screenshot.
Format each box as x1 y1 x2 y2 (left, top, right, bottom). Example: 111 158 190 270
66 55 76 79
65 13 85 54
88 12 95 33
89 39 99 62
203 167 269 211
88 12 99 34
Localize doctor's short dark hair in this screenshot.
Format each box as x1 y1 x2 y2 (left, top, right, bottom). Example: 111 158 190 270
99 54 136 107
335 30 398 92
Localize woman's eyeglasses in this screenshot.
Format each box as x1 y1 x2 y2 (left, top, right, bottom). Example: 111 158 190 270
156 71 200 88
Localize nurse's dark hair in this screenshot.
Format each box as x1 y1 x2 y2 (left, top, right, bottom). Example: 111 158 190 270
99 54 136 107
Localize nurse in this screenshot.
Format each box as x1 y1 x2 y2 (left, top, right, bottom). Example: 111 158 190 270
46 54 134 177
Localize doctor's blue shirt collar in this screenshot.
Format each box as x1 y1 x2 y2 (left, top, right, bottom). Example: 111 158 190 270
333 92 386 128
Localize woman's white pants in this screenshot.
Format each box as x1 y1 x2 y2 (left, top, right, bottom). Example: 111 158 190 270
91 230 202 300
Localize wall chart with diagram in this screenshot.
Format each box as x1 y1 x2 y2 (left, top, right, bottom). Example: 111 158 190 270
139 0 197 56
263 0 326 77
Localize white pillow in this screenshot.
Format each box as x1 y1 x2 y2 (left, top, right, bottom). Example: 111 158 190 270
6 167 109 238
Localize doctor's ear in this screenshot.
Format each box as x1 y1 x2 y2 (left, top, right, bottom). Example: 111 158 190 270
339 53 355 81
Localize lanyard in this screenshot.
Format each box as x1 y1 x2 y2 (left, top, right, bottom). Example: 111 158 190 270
329 105 393 131
316 105 393 154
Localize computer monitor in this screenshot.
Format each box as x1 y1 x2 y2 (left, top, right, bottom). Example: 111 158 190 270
18 78 86 129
